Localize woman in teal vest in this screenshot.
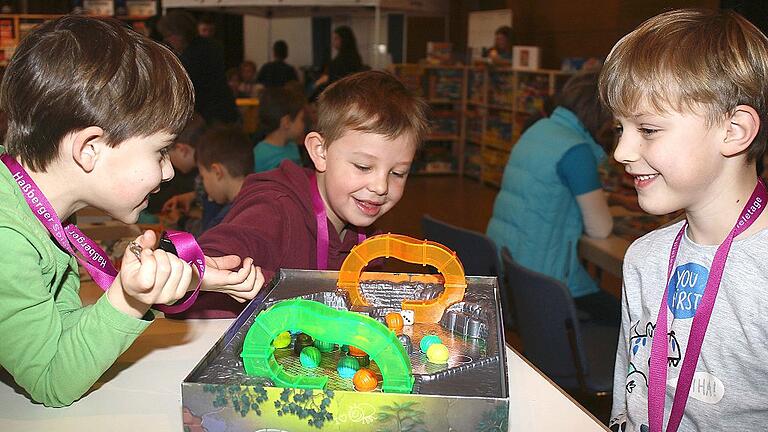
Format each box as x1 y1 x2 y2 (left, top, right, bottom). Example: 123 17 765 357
487 69 619 325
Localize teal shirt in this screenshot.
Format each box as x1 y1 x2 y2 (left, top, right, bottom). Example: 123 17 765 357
253 140 301 173
0 147 152 407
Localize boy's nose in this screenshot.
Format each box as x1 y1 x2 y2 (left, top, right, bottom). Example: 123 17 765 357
161 158 175 183
368 172 388 196
613 136 639 165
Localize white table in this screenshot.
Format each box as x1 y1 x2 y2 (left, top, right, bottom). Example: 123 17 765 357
0 317 606 431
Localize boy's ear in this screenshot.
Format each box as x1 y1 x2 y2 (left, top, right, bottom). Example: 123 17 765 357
177 142 193 157
279 114 292 130
210 162 226 179
304 132 327 172
70 126 105 173
722 105 760 157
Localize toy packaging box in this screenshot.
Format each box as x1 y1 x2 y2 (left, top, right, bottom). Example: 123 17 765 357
182 235 510 431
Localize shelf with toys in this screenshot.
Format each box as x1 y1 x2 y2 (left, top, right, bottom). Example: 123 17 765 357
472 66 572 187
390 63 466 176
0 13 156 66
390 63 571 185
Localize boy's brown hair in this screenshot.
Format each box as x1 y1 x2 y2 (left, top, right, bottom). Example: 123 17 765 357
316 70 429 148
176 114 207 147
1 15 194 172
196 126 254 178
258 86 305 135
599 8 768 161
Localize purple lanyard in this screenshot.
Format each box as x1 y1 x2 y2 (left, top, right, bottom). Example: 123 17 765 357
648 180 767 432
310 172 365 270
1 153 204 314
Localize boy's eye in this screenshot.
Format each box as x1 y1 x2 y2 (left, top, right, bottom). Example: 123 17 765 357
613 124 623 137
638 127 660 136
159 147 170 159
390 170 407 178
354 164 371 172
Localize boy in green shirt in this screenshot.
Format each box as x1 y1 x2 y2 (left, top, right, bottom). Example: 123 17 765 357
0 16 263 407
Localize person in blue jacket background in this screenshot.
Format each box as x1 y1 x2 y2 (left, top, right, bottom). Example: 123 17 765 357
487 68 619 325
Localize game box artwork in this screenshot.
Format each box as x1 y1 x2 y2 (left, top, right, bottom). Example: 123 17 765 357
182 234 510 431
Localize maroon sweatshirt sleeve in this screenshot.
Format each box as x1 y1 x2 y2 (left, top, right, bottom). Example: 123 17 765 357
166 194 315 319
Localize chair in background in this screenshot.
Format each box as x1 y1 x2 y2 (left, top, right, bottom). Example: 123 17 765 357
500 246 617 397
420 214 515 329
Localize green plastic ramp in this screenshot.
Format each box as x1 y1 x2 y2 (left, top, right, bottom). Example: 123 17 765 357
241 299 414 393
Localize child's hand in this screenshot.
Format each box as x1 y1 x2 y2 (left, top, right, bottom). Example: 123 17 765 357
162 192 195 215
200 255 264 303
107 230 194 318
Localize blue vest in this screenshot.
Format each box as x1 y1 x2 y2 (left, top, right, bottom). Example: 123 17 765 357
487 107 606 298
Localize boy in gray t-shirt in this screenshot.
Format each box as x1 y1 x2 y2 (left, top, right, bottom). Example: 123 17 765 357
614 222 768 430
598 9 768 431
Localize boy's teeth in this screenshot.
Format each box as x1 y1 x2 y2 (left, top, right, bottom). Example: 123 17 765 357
636 174 657 181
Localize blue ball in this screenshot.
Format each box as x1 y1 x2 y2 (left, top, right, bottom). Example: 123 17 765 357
300 346 322 368
420 334 442 353
337 356 360 379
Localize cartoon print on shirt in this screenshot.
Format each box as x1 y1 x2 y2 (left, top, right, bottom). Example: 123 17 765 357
629 321 654 357
665 330 681 367
626 362 646 393
627 321 682 392
609 413 627 432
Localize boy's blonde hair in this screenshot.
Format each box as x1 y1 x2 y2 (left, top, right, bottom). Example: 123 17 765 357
316 70 429 148
599 8 768 161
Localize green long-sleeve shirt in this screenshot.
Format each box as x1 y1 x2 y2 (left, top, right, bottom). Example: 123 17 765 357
0 149 152 407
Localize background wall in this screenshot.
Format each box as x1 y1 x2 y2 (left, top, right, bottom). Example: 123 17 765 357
450 0 721 69
244 16 313 72
243 13 392 73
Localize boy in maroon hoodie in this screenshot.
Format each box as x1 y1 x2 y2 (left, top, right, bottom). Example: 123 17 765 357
170 70 430 318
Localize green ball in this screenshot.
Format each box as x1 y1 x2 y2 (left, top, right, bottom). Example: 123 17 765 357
273 331 291 349
314 340 335 353
426 343 450 364
420 334 442 353
337 356 360 378
300 346 322 368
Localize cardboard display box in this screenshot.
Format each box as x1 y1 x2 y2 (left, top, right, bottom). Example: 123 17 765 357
182 268 509 431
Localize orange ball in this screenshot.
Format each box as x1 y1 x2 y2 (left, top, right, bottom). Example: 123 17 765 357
348 345 366 357
385 312 404 333
353 368 378 392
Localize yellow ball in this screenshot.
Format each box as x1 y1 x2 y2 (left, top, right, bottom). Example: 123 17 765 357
273 331 291 349
426 343 450 364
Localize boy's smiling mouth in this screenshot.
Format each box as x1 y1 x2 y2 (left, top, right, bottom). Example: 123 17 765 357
629 172 659 188
354 197 384 216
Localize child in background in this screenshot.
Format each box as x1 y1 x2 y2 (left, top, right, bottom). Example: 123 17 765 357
171 71 430 318
0 16 263 407
252 86 306 173
153 114 206 227
162 117 234 234
226 67 241 99
195 125 254 230
237 60 259 98
601 9 768 431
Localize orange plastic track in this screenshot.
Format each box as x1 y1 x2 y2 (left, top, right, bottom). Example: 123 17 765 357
337 234 467 323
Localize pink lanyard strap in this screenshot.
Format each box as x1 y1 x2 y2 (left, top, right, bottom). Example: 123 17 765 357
648 180 767 432
310 172 365 270
1 153 204 314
